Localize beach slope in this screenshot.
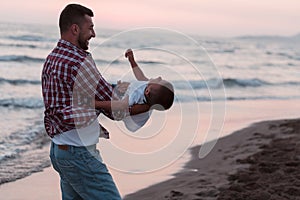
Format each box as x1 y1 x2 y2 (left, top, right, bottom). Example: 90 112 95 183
125 118 300 200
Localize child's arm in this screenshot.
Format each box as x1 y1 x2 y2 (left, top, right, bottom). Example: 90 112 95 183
125 49 149 81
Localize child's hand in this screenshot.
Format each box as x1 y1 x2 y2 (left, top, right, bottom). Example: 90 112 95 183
125 48 140 70
125 49 134 61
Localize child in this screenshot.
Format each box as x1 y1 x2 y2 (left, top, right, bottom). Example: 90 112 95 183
95 49 174 132
124 49 174 110
121 49 174 131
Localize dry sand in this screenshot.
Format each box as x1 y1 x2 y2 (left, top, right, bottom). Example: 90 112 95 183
124 118 300 200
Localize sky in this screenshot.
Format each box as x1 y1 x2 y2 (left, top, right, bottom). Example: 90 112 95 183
1 0 299 37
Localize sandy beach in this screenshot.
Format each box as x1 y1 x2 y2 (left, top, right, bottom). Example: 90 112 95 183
125 118 300 200
0 100 300 199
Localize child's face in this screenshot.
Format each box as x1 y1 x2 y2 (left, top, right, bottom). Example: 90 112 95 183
144 77 163 100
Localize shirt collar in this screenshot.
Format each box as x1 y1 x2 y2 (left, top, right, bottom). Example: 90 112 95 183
143 85 149 104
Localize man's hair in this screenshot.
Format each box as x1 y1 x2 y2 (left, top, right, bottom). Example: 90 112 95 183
147 81 174 111
59 4 94 34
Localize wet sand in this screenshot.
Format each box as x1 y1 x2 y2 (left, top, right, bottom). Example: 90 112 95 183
125 118 300 200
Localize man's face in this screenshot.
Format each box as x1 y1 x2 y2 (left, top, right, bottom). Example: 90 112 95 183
77 15 96 50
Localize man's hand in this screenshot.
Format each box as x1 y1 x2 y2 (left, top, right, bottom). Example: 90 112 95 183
115 80 130 94
111 95 129 110
120 95 129 109
111 95 130 120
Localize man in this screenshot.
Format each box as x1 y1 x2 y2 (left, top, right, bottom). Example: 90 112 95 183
42 4 145 199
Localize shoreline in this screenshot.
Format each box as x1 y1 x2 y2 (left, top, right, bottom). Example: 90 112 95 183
0 99 300 199
124 118 300 199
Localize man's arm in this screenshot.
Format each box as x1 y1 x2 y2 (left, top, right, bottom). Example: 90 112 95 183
125 49 149 81
95 99 150 116
95 96 129 112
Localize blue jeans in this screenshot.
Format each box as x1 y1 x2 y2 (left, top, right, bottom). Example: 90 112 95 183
50 142 122 200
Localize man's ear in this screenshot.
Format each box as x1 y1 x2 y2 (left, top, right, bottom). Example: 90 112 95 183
70 24 80 36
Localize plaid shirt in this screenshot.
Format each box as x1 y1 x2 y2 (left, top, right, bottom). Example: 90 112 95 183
42 39 113 138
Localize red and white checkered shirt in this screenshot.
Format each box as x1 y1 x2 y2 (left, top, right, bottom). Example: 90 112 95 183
42 39 113 138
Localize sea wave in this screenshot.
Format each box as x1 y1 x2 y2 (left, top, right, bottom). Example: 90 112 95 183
223 78 269 87
0 43 37 49
176 94 300 103
138 60 166 65
7 35 46 42
173 78 269 90
95 59 122 65
0 98 44 109
173 78 300 90
0 122 50 184
0 55 45 62
0 77 41 85
266 51 300 61
226 95 300 101
94 59 165 65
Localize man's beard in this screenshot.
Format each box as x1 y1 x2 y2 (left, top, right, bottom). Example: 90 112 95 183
78 34 89 50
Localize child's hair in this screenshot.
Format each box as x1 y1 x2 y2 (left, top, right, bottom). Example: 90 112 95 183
147 80 174 111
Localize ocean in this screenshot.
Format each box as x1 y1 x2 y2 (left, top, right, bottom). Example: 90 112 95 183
0 22 299 185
